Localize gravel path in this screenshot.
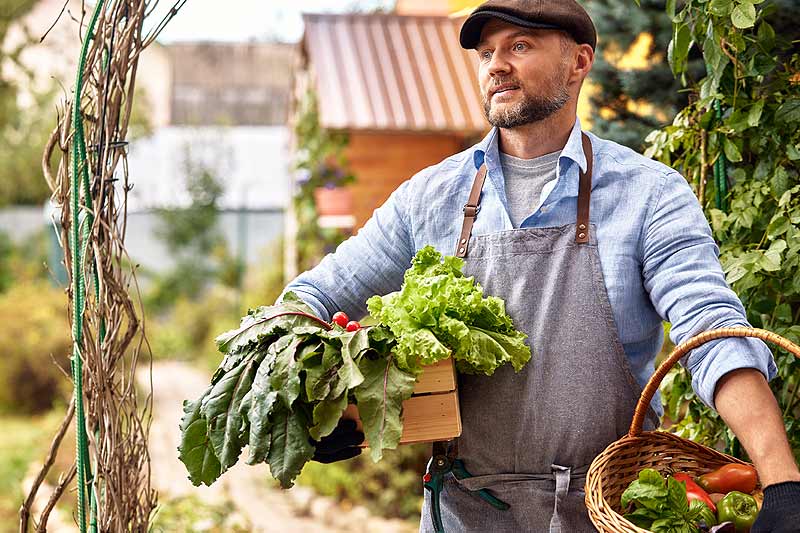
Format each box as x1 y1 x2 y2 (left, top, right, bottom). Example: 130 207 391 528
141 360 416 533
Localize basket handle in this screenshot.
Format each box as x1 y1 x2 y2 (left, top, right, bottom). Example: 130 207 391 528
629 327 800 437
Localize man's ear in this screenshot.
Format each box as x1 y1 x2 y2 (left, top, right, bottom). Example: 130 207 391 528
572 44 594 84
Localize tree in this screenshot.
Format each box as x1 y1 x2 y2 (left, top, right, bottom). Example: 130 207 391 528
147 145 232 310
0 0 54 206
584 0 707 150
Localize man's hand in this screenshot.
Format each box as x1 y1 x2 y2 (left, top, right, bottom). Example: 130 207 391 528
714 369 800 531
752 481 800 532
310 419 364 464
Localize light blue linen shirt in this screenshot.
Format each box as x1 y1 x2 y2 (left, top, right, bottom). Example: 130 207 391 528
284 118 776 415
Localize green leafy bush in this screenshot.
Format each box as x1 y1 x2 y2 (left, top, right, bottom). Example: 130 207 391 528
149 494 250 533
296 443 428 521
645 0 800 459
0 281 71 414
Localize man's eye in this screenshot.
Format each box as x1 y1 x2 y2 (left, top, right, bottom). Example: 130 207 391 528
480 50 492 61
513 42 528 52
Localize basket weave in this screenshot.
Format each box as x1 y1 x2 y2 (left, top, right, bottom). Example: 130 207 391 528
585 327 800 532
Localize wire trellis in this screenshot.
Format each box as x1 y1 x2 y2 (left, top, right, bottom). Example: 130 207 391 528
21 1 186 531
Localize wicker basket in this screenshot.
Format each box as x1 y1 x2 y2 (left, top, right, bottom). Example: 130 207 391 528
585 327 800 532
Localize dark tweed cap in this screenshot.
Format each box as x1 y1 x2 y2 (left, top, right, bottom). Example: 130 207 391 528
460 0 597 51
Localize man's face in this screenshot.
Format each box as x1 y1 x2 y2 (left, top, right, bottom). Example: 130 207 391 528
476 19 573 129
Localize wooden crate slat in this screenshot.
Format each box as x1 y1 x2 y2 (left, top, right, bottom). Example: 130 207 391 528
413 357 456 394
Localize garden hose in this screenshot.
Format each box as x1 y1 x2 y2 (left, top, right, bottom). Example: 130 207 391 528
713 98 729 212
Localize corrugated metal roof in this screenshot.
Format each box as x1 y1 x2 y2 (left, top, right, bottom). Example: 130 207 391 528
302 13 487 134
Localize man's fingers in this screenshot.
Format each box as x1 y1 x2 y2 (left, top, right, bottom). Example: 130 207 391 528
322 428 365 450
313 446 362 464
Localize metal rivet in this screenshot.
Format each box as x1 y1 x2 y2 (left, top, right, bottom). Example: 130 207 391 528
460 238 467 244
578 232 586 239
459 247 466 254
579 224 586 230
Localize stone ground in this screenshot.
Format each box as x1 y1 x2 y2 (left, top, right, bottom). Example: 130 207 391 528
141 360 417 533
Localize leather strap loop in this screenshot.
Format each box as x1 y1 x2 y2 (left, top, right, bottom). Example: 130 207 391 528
455 165 487 258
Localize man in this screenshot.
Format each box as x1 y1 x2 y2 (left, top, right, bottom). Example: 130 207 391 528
286 0 800 530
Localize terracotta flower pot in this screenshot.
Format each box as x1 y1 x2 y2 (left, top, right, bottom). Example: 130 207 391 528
313 186 353 216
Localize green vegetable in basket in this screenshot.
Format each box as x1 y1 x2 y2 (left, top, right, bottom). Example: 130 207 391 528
716 491 758 532
366 245 531 376
621 468 718 531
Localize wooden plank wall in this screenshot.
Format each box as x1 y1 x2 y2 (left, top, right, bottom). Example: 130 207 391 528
344 132 467 230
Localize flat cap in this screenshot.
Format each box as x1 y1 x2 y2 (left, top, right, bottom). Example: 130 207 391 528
460 0 597 51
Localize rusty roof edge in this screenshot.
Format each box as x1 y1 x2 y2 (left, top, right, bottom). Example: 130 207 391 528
301 12 483 134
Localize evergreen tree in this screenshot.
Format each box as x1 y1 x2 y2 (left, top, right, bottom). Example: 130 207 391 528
584 0 800 151
584 0 697 150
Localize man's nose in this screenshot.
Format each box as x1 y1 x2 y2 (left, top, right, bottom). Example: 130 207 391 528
487 50 511 77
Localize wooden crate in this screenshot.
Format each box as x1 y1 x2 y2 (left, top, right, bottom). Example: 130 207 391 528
343 357 462 445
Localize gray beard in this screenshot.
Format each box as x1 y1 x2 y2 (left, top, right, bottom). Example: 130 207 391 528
482 85 570 129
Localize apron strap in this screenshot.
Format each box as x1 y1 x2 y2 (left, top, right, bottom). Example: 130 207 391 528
455 165 487 258
575 133 594 244
455 132 594 258
549 464 572 533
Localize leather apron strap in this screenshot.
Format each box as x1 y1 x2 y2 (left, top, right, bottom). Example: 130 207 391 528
454 132 594 258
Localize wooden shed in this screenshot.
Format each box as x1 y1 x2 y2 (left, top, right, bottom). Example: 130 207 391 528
296 12 488 231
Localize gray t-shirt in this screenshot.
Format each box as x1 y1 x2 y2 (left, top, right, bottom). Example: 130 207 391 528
499 150 561 228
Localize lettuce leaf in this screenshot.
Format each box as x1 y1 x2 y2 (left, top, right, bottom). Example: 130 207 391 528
367 245 531 376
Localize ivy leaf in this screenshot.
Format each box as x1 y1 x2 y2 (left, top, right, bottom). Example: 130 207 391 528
776 99 800 123
354 355 417 462
760 249 782 272
668 23 692 76
747 100 764 127
267 404 316 489
767 216 791 239
787 144 800 161
723 138 743 163
178 386 222 486
771 167 789 199
709 0 733 17
757 21 776 51
731 2 757 29
726 265 749 285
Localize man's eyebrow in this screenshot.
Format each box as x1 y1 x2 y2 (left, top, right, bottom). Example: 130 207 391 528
475 29 540 50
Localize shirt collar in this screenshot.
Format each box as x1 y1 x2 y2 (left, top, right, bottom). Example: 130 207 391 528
473 117 587 173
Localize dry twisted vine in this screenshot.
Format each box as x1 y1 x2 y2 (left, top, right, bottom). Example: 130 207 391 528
21 1 186 531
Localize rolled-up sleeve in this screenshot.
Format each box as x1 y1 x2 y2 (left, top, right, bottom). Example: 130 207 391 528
641 171 777 410
282 178 416 322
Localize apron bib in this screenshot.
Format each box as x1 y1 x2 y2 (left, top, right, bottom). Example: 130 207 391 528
420 134 659 532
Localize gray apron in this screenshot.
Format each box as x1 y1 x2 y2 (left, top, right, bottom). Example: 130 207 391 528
420 134 659 532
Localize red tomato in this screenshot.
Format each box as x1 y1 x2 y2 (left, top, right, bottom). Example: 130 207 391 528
672 473 717 513
345 320 361 332
697 463 758 495
331 311 349 328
